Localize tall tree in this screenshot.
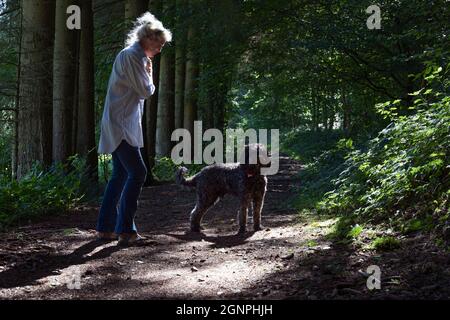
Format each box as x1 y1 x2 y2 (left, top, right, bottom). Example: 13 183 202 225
11 0 22 180
17 0 55 179
174 0 186 130
155 2 175 157
76 0 98 181
143 0 160 185
143 52 160 185
155 44 175 157
125 0 148 28
183 24 199 143
53 0 79 166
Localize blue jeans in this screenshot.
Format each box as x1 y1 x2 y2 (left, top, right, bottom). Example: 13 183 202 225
96 139 147 234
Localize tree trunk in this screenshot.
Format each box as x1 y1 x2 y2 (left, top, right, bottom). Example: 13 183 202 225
125 0 148 27
71 30 80 156
341 88 351 136
53 0 78 167
183 25 199 141
12 1 23 180
311 88 317 132
17 0 55 179
155 46 175 157
174 0 186 130
125 0 149 15
77 0 98 182
213 86 227 133
174 45 186 129
204 90 215 130
144 54 160 184
143 0 161 185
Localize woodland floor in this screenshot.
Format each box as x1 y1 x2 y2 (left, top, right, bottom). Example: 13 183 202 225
1 155 450 300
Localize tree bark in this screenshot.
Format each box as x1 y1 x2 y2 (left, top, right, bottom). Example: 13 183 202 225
143 0 161 185
155 1 175 158
156 46 175 157
183 25 199 142
174 0 186 130
212 86 226 133
53 0 78 166
341 88 351 136
71 30 80 156
77 0 98 182
125 0 148 26
17 0 55 179
144 54 160 185
12 0 23 180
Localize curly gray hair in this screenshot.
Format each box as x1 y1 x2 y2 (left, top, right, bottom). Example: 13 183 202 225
125 12 172 47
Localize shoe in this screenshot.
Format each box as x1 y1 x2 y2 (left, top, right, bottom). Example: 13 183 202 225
117 233 145 246
97 231 118 240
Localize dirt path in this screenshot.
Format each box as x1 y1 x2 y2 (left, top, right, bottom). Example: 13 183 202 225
1 156 449 300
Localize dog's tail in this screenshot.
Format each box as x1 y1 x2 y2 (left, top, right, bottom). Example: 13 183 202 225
176 166 196 188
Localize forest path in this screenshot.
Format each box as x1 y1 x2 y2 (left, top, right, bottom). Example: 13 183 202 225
1 155 449 299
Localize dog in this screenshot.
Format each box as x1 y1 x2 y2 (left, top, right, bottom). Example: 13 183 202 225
176 144 270 234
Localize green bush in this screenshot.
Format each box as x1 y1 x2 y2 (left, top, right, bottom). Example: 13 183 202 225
371 236 401 251
317 64 449 230
289 134 357 210
0 154 94 230
0 127 12 178
152 156 205 182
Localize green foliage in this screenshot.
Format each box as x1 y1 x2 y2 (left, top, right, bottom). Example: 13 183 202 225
306 240 319 247
287 131 361 210
0 128 12 178
317 63 449 232
326 215 358 242
282 130 347 163
347 224 363 239
98 154 113 184
371 236 401 251
152 157 205 182
152 157 179 182
0 155 94 230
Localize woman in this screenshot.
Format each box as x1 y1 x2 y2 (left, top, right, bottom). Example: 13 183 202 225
96 12 172 245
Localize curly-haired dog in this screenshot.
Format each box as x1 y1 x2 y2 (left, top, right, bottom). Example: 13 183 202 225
176 144 269 234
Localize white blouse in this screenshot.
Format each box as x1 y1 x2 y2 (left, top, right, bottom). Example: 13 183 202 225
97 41 155 154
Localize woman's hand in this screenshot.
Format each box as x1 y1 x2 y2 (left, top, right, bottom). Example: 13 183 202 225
145 58 152 75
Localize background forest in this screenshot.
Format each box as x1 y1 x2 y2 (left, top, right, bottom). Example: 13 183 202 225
0 0 448 244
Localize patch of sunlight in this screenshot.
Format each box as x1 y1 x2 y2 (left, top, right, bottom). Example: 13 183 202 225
62 228 79 236
310 218 339 228
84 242 116 257
135 259 276 296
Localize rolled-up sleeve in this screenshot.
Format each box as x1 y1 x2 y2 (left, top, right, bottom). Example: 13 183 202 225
122 52 155 99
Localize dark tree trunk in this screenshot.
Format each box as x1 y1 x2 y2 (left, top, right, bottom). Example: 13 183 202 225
156 45 175 157
17 0 55 179
77 0 98 183
53 0 78 167
174 0 186 130
183 25 199 142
